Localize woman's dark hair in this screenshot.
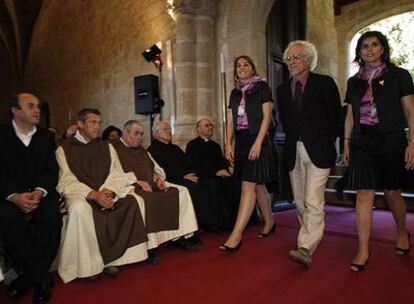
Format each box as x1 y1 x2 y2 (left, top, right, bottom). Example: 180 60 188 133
233 55 258 82
102 125 122 141
353 31 392 67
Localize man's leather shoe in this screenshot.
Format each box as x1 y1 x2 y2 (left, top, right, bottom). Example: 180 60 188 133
32 275 53 304
289 248 312 267
146 249 160 265
186 234 202 246
169 238 197 251
7 275 31 302
103 266 118 277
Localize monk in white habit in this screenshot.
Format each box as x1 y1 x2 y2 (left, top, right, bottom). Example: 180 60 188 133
56 109 148 283
112 120 199 252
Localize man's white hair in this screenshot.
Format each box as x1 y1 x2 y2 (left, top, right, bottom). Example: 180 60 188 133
283 40 318 71
152 120 170 136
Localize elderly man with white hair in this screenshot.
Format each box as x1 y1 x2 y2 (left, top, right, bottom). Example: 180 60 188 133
277 40 341 267
148 121 229 234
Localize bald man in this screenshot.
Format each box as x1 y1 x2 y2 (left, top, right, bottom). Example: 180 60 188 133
0 92 62 303
186 118 239 230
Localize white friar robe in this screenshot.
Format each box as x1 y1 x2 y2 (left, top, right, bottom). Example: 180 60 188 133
56 138 148 283
141 150 198 249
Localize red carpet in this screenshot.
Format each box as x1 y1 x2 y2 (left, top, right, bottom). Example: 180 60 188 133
1 206 413 304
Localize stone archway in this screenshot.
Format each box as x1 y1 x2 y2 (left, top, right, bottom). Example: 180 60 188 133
216 0 276 89
335 0 414 96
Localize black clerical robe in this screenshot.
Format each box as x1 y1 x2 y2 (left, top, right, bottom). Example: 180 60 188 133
148 139 237 232
186 137 229 177
186 136 240 228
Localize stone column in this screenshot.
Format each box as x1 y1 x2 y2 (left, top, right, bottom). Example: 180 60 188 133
173 3 198 146
195 7 215 122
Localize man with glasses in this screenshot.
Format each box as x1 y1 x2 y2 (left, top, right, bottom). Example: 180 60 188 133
277 41 341 267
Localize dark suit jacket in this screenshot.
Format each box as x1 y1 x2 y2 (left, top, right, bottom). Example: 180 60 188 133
277 72 341 171
345 65 414 136
186 137 229 177
0 123 58 200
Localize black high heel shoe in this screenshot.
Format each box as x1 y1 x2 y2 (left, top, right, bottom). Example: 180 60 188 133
350 253 370 272
258 223 276 239
395 231 411 255
219 241 242 253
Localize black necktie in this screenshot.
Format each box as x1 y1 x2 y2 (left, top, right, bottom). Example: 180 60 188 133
294 81 303 113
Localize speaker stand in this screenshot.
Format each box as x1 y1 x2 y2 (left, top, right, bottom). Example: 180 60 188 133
149 113 157 142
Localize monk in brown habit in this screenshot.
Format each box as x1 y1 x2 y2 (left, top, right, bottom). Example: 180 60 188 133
56 109 148 283
112 120 199 253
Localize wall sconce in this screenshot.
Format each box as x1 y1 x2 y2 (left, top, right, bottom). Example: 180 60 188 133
142 45 163 71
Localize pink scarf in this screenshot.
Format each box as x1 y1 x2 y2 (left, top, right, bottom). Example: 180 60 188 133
235 76 265 130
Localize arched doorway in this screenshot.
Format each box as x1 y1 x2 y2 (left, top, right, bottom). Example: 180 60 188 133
266 0 306 203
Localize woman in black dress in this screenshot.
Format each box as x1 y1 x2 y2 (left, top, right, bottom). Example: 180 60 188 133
220 55 276 251
343 31 414 271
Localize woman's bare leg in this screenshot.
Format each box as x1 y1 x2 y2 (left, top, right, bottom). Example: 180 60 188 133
256 184 274 233
384 189 410 250
222 181 257 247
352 189 375 267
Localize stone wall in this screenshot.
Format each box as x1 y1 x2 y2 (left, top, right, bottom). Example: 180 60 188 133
307 0 338 78
335 0 414 98
25 0 344 147
25 0 176 145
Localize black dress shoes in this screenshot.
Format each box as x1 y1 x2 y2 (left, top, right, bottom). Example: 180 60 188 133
219 240 242 253
350 253 370 272
395 231 411 256
258 223 276 239
7 275 31 302
33 274 53 304
186 234 202 246
169 238 197 251
147 249 160 265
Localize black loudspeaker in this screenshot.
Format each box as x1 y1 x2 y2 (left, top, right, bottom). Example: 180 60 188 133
134 74 162 115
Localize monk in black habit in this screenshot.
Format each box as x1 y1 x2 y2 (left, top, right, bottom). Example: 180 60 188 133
186 117 240 229
148 121 236 233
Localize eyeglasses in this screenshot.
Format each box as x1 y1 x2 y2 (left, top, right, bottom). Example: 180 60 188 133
284 54 306 63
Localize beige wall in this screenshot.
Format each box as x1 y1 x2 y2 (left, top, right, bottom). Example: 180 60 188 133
307 0 338 78
26 0 175 145
25 0 341 146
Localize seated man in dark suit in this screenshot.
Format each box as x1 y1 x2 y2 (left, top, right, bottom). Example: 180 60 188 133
0 92 62 303
186 117 240 230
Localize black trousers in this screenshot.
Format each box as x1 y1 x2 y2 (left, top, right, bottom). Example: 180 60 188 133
0 192 62 283
168 177 241 232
